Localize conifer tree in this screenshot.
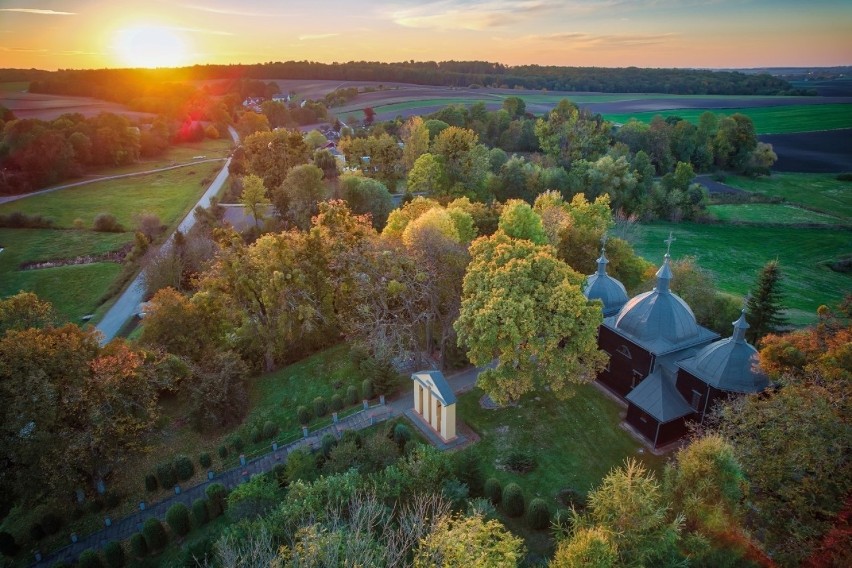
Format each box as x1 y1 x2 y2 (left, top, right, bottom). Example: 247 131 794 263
745 260 787 343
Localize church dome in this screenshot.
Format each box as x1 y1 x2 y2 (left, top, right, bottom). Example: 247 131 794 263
682 310 770 393
584 248 629 317
614 251 701 347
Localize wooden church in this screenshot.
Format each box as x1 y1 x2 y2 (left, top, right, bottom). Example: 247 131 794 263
584 236 770 449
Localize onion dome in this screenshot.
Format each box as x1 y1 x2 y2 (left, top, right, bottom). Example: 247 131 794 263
678 310 770 393
584 247 629 317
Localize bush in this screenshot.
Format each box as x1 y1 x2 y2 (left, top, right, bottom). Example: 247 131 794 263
504 450 537 474
29 523 45 541
166 503 191 537
230 436 244 453
346 385 359 405
527 498 551 530
0 211 54 229
156 462 177 489
104 492 121 509
0 531 18 557
199 452 212 469
340 429 362 448
321 433 337 457
144 473 158 492
502 483 525 518
77 549 103 568
330 393 344 412
192 498 209 526
362 379 374 400
174 455 194 481
393 423 412 447
263 420 279 439
836 172 852 181
454 450 484 497
218 445 228 460
250 426 263 444
92 213 124 233
313 396 328 417
484 478 502 505
297 405 312 425
40 512 62 534
142 518 167 551
205 483 228 518
129 533 147 559
403 438 420 455
86 498 104 514
103 541 125 568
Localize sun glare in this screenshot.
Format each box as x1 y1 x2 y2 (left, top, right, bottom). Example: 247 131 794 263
114 25 188 68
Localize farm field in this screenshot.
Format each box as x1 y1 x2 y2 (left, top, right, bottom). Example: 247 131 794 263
633 222 851 325
723 173 852 218
0 86 153 121
707 204 847 226
602 103 852 134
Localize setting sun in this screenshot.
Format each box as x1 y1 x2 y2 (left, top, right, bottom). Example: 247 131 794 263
113 25 188 68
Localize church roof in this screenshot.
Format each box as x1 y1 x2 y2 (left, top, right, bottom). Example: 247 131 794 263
411 370 457 405
626 366 694 423
677 310 770 394
584 248 629 317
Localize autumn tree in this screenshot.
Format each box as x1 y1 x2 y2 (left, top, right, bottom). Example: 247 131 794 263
0 291 55 335
535 99 611 167
414 513 525 567
235 111 270 139
745 260 787 343
339 174 393 230
272 164 328 229
406 153 448 196
430 126 489 196
239 174 271 231
242 128 310 191
455 230 605 404
400 116 431 171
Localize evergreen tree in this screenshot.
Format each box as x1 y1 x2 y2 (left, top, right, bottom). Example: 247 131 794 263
745 260 787 343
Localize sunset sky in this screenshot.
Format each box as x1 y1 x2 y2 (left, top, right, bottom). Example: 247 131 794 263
1 0 850 70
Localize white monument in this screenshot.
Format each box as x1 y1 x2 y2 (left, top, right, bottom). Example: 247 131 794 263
411 370 457 442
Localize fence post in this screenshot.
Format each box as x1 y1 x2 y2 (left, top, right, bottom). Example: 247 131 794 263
302 426 309 438
362 400 369 410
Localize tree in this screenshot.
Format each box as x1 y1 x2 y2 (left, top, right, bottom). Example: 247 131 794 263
745 260 787 343
745 141 777 177
498 199 548 245
239 174 271 231
363 107 376 125
272 164 327 229
303 129 327 150
187 350 249 432
242 129 311 191
714 113 758 173
552 526 618 568
431 126 489 195
535 99 611 167
0 291 55 335
235 111 270 138
260 100 290 128
401 116 431 171
406 153 448 196
414 513 525 567
455 231 606 404
339 174 393 230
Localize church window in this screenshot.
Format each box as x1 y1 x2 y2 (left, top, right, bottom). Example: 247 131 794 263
617 345 632 359
691 390 702 410
631 371 643 388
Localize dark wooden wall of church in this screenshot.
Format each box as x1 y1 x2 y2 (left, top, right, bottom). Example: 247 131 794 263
597 326 654 399
675 370 732 423
626 403 692 448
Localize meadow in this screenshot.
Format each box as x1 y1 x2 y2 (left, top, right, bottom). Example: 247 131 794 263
707 203 846 225
602 103 852 134
723 172 852 218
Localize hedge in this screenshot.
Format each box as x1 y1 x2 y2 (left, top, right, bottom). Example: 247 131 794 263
502 483 525 518
142 518 168 551
166 503 191 537
192 498 209 526
174 455 195 481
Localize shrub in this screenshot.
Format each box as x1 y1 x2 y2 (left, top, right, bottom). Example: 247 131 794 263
77 549 103 568
29 523 45 541
0 211 54 229
93 213 124 233
199 452 212 469
297 405 312 425
156 462 177 489
504 450 537 474
262 420 278 440
205 483 228 518
0 531 18 557
86 499 104 514
341 429 363 448
185 536 214 566
103 541 125 568
313 396 328 417
104 492 121 509
346 385 359 405
485 478 502 505
330 393 344 412
502 483 525 518
144 473 158 492
362 379 374 400
250 426 262 444
835 172 852 181
403 438 420 455
192 498 209 526
38 512 62 534
230 436 244 453
321 433 337 457
527 498 551 530
454 450 485 497
218 445 228 460
393 423 412 447
174 455 194 481
349 343 371 366
142 518 167 551
129 533 147 559
166 503 191 537
272 463 288 488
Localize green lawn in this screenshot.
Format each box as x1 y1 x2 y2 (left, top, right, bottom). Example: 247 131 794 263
708 203 847 226
603 103 852 133
633 222 852 324
0 81 28 93
0 160 222 231
458 384 664 502
78 137 232 178
723 173 852 219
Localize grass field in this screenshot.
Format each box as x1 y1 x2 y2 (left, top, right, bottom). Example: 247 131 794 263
603 103 852 134
75 137 232 179
723 173 852 219
0 81 28 93
0 161 222 230
633 222 852 325
707 204 847 225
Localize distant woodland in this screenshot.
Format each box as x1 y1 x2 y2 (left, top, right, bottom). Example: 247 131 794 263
5 60 813 97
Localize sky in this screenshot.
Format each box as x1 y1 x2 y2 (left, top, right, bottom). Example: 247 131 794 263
0 0 850 70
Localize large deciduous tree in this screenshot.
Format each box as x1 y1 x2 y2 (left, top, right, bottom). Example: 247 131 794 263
272 164 327 230
455 230 605 404
239 174 271 231
535 99 611 167
242 129 310 191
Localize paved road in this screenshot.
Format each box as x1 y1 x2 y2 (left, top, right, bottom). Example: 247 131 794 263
0 159 226 205
33 365 483 567
95 127 239 344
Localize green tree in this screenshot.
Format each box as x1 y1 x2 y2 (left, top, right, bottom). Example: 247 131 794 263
535 99 611 167
401 116 431 171
414 513 525 567
242 129 310 191
498 199 547 245
340 174 393 230
431 126 489 195
239 174 271 231
745 260 787 343
272 164 327 229
406 153 448 196
455 231 605 404
235 111 270 138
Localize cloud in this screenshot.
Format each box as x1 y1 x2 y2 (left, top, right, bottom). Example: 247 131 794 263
0 8 75 15
532 31 680 49
298 33 339 41
0 46 49 52
172 27 234 36
180 4 283 17
387 0 557 31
